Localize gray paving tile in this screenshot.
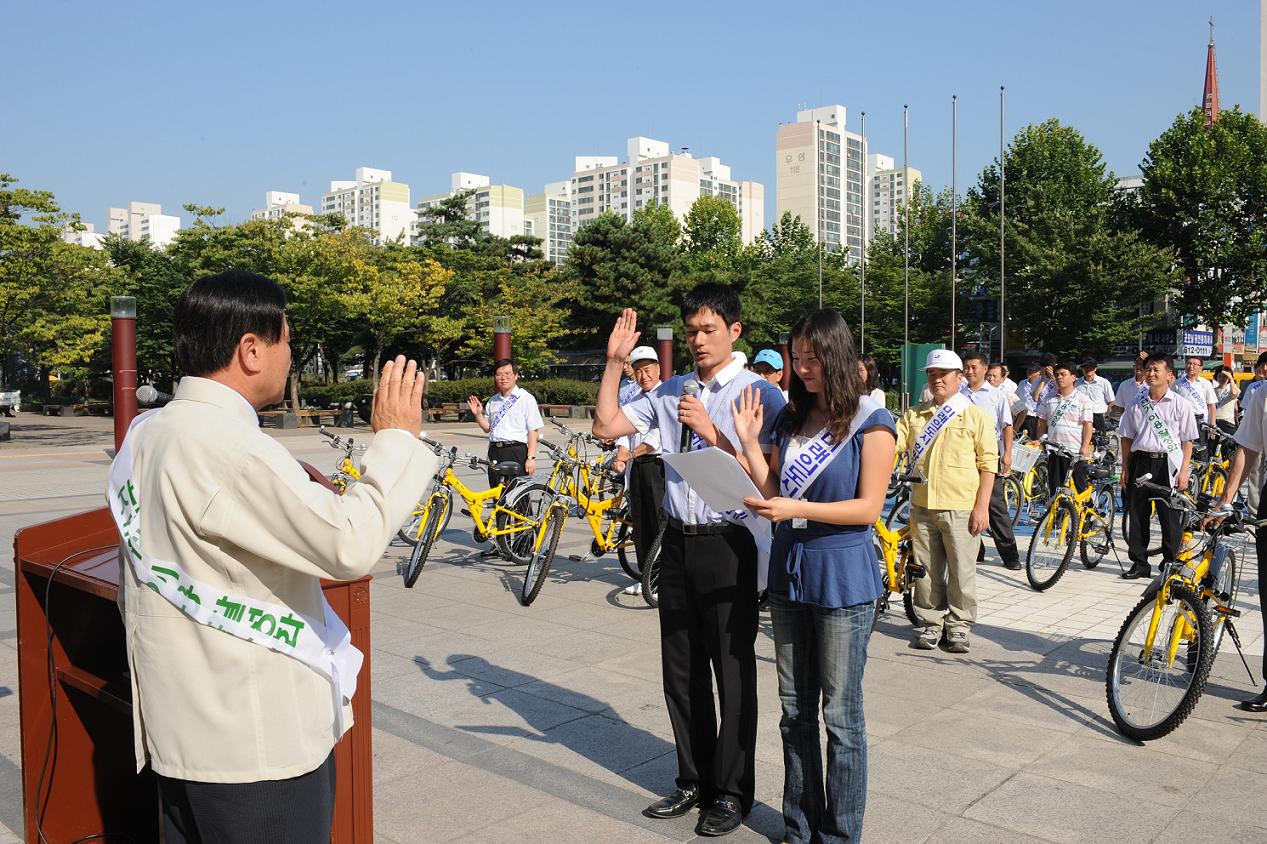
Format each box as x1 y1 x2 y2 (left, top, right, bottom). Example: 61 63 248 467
887 707 1069 769
1025 734 1219 803
867 738 1014 815
918 816 1056 843
1154 809 1267 843
1178 765 1267 829
459 798 680 844
963 771 1177 843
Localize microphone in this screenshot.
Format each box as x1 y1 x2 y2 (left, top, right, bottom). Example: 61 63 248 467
136 385 174 406
679 379 699 452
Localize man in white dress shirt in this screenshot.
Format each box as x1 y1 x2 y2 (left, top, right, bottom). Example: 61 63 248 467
467 358 545 487
613 346 664 596
114 271 435 842
1075 358 1115 432
962 352 1021 569
1174 355 1217 427
1111 350 1149 420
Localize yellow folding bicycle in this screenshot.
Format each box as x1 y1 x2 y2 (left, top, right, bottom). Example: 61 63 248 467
399 439 560 594
873 472 924 628
1023 442 1117 591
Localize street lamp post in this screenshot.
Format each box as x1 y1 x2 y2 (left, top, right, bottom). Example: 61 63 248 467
110 296 138 450
493 315 512 361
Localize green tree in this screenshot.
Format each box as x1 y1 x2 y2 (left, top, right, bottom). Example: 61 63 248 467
1130 107 1267 327
458 265 576 375
103 235 186 384
962 119 1176 357
415 190 484 249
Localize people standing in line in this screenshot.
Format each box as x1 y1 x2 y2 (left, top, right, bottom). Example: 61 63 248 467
1075 358 1115 433
1213 369 1267 713
753 348 788 399
1037 362 1094 498
730 309 894 844
1175 355 1217 427
858 354 887 408
467 359 544 488
593 284 785 837
1111 350 1150 421
896 350 998 654
612 346 664 597
1212 365 1240 436
1117 353 1198 580
960 351 1021 571
112 271 436 842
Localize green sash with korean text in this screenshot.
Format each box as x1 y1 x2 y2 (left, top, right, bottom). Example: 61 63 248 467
108 410 362 735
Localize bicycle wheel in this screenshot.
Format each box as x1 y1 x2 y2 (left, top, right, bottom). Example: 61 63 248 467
1206 547 1239 655
402 496 445 588
1025 499 1077 591
885 496 910 529
398 489 453 545
1080 487 1116 569
1106 582 1214 741
902 589 919 627
1003 475 1023 526
640 523 666 608
612 513 641 580
521 505 565 606
495 482 550 564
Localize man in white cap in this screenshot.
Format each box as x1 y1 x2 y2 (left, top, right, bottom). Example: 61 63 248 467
613 346 664 595
895 349 998 654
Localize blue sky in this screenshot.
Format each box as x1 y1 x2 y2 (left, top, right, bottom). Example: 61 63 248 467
6 0 1263 231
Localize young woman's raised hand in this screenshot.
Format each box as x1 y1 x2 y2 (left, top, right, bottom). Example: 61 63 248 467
730 385 764 446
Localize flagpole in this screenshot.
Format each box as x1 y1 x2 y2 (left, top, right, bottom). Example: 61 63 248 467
860 110 867 353
951 94 958 350
903 103 910 411
999 85 1006 364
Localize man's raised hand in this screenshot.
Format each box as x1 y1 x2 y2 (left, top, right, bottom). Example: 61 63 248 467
607 308 641 363
371 355 425 438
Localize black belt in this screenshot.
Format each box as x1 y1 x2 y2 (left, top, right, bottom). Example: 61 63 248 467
490 440 524 448
1131 450 1169 460
664 515 740 536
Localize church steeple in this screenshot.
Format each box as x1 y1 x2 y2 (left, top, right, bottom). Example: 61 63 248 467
1203 17 1220 126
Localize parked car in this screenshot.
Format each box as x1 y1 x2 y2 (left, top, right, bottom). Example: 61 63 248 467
344 366 364 381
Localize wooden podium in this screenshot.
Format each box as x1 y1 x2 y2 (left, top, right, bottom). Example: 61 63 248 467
14 507 374 843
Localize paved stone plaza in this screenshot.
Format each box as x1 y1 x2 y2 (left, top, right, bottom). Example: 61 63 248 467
1 414 1264 842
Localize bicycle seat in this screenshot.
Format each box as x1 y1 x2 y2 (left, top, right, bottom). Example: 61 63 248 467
1087 466 1111 481
492 460 523 477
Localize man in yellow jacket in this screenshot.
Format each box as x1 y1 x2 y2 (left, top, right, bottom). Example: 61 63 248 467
895 350 998 654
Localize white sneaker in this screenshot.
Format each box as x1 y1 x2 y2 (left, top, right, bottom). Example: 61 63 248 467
622 582 643 596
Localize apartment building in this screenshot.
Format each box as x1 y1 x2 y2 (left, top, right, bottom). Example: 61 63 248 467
775 105 867 260
321 167 412 243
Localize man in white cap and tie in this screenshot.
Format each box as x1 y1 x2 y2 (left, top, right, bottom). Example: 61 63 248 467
613 345 664 595
895 349 998 654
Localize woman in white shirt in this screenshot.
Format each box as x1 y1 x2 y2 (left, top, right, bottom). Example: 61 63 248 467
858 355 887 408
1212 365 1240 434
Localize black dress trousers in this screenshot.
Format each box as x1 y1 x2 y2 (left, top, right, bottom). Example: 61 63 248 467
628 454 666 565
657 525 759 812
1126 452 1182 568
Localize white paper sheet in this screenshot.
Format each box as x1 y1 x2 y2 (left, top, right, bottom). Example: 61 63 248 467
661 448 772 591
660 447 765 515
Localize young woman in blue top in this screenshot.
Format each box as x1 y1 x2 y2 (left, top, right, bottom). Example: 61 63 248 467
732 309 896 844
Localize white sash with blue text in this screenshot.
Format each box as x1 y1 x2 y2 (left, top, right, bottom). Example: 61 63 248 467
490 390 521 433
910 392 972 468
780 396 884 500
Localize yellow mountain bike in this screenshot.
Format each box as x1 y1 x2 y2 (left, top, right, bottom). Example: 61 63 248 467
1106 475 1262 740
320 427 364 492
873 472 924 628
399 439 561 596
1024 442 1117 591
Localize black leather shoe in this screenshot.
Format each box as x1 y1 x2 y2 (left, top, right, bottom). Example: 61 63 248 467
697 796 745 837
644 786 699 819
1240 688 1267 713
1003 559 1022 571
1121 563 1151 580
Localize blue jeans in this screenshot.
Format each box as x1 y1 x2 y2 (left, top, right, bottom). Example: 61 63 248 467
769 593 874 844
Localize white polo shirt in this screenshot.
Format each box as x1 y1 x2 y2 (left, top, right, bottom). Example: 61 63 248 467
1113 377 1147 411
1037 390 1092 450
1074 375 1114 414
1234 383 1267 455
1174 374 1216 423
485 386 544 444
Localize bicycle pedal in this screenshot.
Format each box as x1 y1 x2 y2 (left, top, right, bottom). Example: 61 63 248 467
461 509 473 517
907 564 926 579
1213 605 1242 618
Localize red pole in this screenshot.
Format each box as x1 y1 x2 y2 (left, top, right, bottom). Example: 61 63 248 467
493 315 512 361
656 326 674 377
779 332 792 390
111 297 138 450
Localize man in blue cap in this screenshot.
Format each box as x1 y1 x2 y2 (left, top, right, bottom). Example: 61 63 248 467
751 348 787 399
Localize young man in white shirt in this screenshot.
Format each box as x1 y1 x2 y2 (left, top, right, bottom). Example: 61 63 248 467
467 358 545 487
1075 358 1115 432
1175 355 1217 427
1036 361 1093 498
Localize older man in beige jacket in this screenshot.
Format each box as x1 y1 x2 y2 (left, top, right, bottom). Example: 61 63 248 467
112 270 436 843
